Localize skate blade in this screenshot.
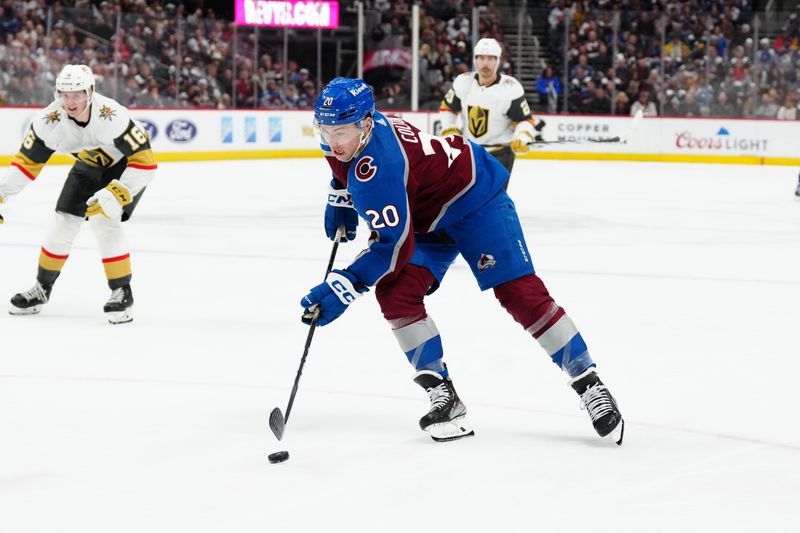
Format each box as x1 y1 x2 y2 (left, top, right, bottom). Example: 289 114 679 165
9 305 43 315
606 419 624 446
425 415 475 442
106 309 133 324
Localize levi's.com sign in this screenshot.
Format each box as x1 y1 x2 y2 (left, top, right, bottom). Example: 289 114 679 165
235 0 339 28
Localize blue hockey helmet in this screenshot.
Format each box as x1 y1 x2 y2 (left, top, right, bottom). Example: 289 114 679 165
314 78 375 127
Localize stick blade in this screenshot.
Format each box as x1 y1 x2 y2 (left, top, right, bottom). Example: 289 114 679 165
269 407 286 441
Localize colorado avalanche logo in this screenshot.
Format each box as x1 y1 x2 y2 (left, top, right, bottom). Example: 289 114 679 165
355 156 377 182
477 254 496 272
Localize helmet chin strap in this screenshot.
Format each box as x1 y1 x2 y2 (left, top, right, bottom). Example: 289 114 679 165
76 97 93 121
343 118 374 162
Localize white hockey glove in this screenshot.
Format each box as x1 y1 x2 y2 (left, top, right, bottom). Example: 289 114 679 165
86 179 132 219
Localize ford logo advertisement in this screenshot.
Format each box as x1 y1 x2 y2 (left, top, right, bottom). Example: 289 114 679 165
165 119 198 143
135 118 158 141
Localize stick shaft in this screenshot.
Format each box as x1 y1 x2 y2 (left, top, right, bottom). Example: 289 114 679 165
282 226 343 424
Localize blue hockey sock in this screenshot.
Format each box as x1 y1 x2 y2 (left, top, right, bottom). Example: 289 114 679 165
536 314 595 378
392 316 449 378
550 333 595 377
404 335 448 377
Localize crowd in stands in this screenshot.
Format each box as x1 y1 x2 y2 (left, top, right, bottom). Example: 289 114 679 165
0 0 320 109
0 0 509 112
362 0 509 109
2 0 800 120
541 0 800 118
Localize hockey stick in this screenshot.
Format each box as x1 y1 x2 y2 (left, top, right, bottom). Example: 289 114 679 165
484 110 645 148
268 225 345 441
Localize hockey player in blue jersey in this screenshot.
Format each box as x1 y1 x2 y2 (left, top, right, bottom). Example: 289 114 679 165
300 77 624 444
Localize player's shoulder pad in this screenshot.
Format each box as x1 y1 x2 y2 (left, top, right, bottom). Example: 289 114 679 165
498 74 525 97
91 93 131 139
31 101 65 137
353 116 403 182
452 72 474 94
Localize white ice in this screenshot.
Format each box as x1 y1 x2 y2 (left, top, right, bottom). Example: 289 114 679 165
1 158 798 533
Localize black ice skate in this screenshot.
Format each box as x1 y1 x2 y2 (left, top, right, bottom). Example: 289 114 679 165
569 368 624 445
413 370 475 442
104 284 133 324
9 281 52 315
795 183 800 197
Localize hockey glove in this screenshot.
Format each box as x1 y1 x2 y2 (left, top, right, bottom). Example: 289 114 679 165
86 179 132 219
300 269 369 327
440 126 462 137
511 131 535 155
325 181 358 242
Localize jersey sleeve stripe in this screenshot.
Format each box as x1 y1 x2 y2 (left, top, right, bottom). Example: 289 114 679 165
10 156 44 180
126 148 157 168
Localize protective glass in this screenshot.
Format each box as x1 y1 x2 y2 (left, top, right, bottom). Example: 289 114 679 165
316 122 363 146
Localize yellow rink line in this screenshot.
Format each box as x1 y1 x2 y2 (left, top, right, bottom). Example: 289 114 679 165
2 151 799 166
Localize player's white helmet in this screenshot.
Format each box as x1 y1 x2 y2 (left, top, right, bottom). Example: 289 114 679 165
473 38 502 66
55 64 95 98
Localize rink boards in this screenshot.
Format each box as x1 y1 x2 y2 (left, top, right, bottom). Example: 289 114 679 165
1 106 798 166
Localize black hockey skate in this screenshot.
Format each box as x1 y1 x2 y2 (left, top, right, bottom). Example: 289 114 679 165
104 284 133 324
413 370 475 442
9 281 52 315
570 368 624 445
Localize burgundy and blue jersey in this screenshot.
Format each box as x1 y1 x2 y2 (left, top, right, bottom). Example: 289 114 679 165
321 111 510 287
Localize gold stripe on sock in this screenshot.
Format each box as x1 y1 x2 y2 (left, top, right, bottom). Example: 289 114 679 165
39 248 68 272
103 254 132 281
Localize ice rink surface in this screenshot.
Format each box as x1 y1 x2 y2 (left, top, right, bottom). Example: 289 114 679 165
1 157 798 532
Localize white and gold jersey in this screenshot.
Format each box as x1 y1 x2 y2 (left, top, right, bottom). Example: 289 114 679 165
0 92 156 199
439 73 536 149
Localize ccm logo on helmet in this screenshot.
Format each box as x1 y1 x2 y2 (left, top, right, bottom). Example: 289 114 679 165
355 156 377 182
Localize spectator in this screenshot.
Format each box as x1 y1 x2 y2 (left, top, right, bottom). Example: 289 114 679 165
452 40 470 67
587 87 611 114
754 91 780 118
709 91 736 117
776 92 799 120
535 65 562 108
630 90 657 117
446 13 469 41
260 79 285 108
613 91 630 115
678 91 702 117
297 80 317 109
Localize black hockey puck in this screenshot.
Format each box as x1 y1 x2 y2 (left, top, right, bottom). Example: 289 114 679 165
268 451 289 464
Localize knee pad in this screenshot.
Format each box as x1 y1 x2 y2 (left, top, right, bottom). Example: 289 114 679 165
493 274 564 336
88 214 129 258
496 275 594 377
375 264 436 325
42 211 83 255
